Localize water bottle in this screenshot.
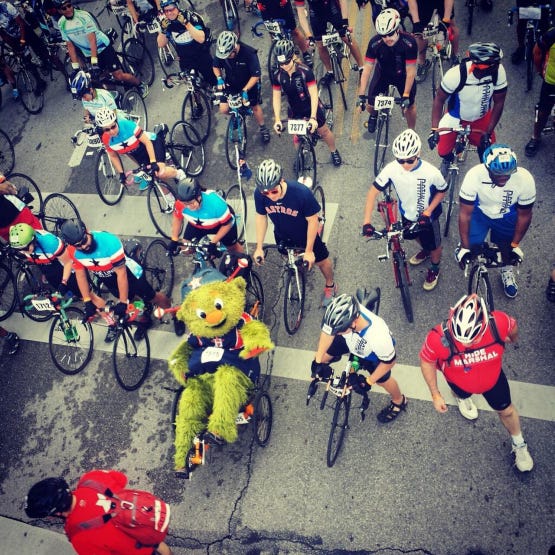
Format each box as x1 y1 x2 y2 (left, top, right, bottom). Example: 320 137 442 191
351 356 360 373
64 324 80 342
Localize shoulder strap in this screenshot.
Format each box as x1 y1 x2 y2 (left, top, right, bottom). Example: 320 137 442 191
452 58 498 96
431 321 458 363
487 313 504 348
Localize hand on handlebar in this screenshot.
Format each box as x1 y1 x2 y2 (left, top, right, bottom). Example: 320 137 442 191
400 96 410 110
356 95 366 113
308 118 317 133
417 214 431 228
113 301 128 319
428 130 439 150
253 248 265 265
83 300 97 322
303 250 315 270
455 246 472 270
273 121 283 134
146 162 160 175
510 246 524 265
362 223 376 237
311 360 332 380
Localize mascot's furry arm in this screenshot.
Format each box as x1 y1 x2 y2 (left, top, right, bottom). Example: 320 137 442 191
169 341 193 387
239 319 275 359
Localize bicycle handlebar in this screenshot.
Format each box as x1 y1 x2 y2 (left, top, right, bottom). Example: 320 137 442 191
24 291 74 313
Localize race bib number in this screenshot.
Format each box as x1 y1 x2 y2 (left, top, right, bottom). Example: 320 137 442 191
264 20 281 35
30 298 54 312
147 20 161 33
88 133 101 148
519 6 541 19
287 119 308 135
322 33 340 47
422 25 438 39
227 95 243 109
201 346 224 363
111 4 128 15
375 95 394 111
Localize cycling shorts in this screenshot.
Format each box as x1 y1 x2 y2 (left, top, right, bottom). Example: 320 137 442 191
437 112 496 158
99 267 156 303
0 208 42 242
538 81 555 112
259 2 297 31
401 215 441 252
448 369 511 411
128 133 166 165
183 221 240 247
367 71 416 106
274 233 329 263
95 44 123 73
179 50 217 86
414 0 455 26
309 0 347 41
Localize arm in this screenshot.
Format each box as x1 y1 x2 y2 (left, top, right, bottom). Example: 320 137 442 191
0 176 17 195
272 87 282 128
443 0 454 20
314 331 335 363
506 319 519 343
126 0 140 24
303 213 319 269
107 148 124 174
211 222 233 245
57 249 74 284
66 40 80 66
407 0 420 25
185 21 206 44
431 88 449 128
424 190 446 216
253 213 268 263
307 82 319 130
16 15 27 43
75 268 92 300
420 359 448 413
87 31 98 61
114 264 129 304
295 4 312 38
457 201 474 249
366 359 395 384
242 75 260 92
358 60 374 97
512 206 533 245
170 213 183 242
362 184 380 226
157 32 168 48
403 62 416 98
138 133 157 163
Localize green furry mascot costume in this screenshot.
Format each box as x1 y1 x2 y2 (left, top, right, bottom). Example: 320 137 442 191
169 268 274 474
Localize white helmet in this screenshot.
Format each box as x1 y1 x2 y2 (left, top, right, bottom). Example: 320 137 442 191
95 107 117 128
448 294 489 344
392 129 421 159
216 31 238 59
375 8 401 36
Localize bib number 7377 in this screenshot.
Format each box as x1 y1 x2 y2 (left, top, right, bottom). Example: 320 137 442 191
287 119 308 135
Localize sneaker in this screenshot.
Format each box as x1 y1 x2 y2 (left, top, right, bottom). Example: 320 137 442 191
162 193 175 213
204 431 225 445
133 324 148 342
321 71 334 86
173 317 185 336
440 158 450 178
455 395 478 420
12 88 19 100
105 325 118 343
525 137 541 158
302 51 313 67
546 278 555 302
260 126 271 144
511 46 525 65
321 284 337 308
5 332 19 355
512 442 534 472
366 114 377 133
501 268 518 298
330 150 342 167
409 249 430 266
138 82 149 98
415 59 431 83
423 268 439 291
480 0 493 12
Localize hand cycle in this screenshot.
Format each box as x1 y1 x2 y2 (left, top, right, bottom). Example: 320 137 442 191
0 127 15 176
306 287 381 467
219 90 253 171
421 11 453 99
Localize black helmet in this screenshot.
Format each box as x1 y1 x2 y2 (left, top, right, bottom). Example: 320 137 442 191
60 220 86 246
25 477 72 518
274 40 295 64
176 178 201 202
255 159 283 192
468 42 503 65
321 294 360 335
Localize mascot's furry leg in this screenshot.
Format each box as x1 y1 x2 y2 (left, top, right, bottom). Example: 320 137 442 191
208 365 253 443
174 375 214 469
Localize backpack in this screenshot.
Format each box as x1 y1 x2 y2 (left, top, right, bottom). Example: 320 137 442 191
66 480 171 548
451 58 500 96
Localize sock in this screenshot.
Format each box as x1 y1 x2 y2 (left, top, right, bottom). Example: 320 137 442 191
430 262 440 273
325 283 335 289
511 433 525 447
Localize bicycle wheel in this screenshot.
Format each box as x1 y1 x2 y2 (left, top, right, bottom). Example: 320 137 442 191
393 251 413 323
222 0 241 34
373 115 389 177
180 90 211 144
123 38 155 86
0 262 17 322
296 139 317 188
121 89 148 130
466 0 474 35
283 268 306 335
112 323 151 391
330 54 347 110
326 394 351 467
443 168 458 237
7 173 43 219
431 56 443 100
525 39 534 92
143 239 175 298
157 42 179 77
15 265 54 322
253 391 272 446
147 181 177 239
168 121 205 176
468 265 495 311
225 114 247 170
317 80 334 130
49 307 94 375
224 184 247 241
246 270 264 321
42 193 81 234
267 40 278 82
171 386 184 433
94 149 124 206
312 184 326 238
0 128 15 176
17 68 44 114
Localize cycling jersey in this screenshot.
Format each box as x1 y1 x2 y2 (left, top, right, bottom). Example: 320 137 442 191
271 63 317 116
101 117 155 156
364 32 417 81
369 0 409 20
374 159 447 221
131 0 157 16
162 11 208 55
213 42 261 92
21 229 64 266
174 190 234 230
540 26 555 85
295 0 346 40
257 0 297 30
420 311 515 394
59 8 110 57
82 88 117 116
440 61 508 122
459 165 536 220
0 1 20 38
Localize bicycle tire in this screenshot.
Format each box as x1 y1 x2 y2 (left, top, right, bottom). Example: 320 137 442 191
168 121 205 176
157 42 179 77
253 391 272 446
246 270 265 321
317 80 334 130
319 388 329 410
312 184 326 238
0 262 17 322
326 394 351 467
42 193 81 234
171 385 185 434
122 38 155 86
94 149 124 206
180 90 211 144
373 114 389 177
7 173 43 220
443 168 458 237
331 53 347 110
147 181 177 239
466 0 474 35
468 265 495 311
0 128 15 176
49 306 94 375
525 39 534 92
296 139 317 188
224 184 247 242
17 68 44 114
267 40 278 82
393 251 413 323
112 323 151 391
121 89 148 130
15 265 54 322
431 56 443 100
143 238 175 298
225 114 247 170
283 268 306 335
223 0 241 34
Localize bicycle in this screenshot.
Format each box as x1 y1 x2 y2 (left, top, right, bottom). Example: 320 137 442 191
306 287 381 467
421 12 453 100
0 128 15 176
251 18 296 81
220 0 241 35
220 91 253 171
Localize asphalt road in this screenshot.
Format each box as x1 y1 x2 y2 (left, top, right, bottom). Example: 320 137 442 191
0 1 554 554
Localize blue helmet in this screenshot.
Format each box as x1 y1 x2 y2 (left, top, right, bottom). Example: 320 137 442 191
483 144 517 176
69 70 90 99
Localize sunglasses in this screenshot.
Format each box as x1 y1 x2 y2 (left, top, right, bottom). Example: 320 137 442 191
60 3 72 9
103 123 118 131
163 6 177 12
397 156 417 165
473 62 496 70
383 30 397 38
262 187 280 196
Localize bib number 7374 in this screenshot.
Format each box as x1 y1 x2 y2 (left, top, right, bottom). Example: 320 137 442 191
375 95 394 111
288 119 308 135
322 32 340 47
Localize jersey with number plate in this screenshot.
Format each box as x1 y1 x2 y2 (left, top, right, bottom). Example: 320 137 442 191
272 64 316 115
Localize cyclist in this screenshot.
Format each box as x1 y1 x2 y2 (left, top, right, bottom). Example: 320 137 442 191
420 293 533 472
510 1 552 65
55 0 149 98
253 158 338 307
429 42 507 175
362 129 447 291
169 177 244 255
524 25 555 157
312 293 408 423
356 0 410 23
69 70 116 124
271 39 342 167
125 0 160 27
456 144 535 299
407 0 460 82
213 31 271 145
157 0 216 87
0 325 19 355
357 8 417 132
0 173 43 241
60 219 183 341
0 53 19 99
294 0 363 84
95 107 185 193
